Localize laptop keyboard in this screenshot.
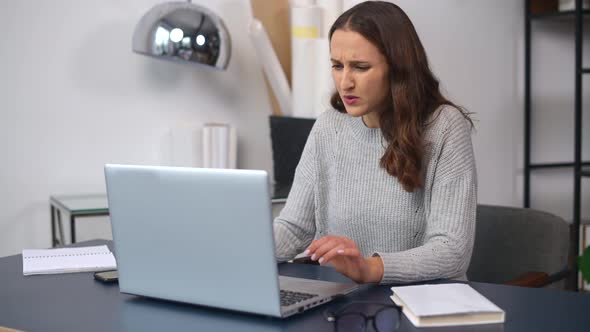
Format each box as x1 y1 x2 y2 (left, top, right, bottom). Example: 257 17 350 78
280 290 318 306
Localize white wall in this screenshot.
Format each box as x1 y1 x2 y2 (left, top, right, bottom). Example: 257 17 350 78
2 0 588 257
0 0 274 256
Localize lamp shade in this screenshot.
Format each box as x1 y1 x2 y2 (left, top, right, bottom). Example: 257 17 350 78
132 2 231 70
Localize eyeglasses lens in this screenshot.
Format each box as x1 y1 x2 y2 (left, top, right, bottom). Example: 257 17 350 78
374 307 400 332
336 313 366 332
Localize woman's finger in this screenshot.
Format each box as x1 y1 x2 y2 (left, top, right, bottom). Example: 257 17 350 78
305 235 343 256
304 235 333 256
311 238 342 261
318 244 347 264
335 247 362 258
335 236 358 250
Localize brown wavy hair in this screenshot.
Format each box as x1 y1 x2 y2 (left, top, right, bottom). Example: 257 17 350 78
329 1 472 192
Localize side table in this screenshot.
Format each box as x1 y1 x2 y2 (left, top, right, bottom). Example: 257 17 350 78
50 194 109 247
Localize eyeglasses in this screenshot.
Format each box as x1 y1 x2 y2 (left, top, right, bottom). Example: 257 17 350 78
324 301 402 332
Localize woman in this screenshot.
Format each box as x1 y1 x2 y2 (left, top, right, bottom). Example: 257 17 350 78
273 1 476 284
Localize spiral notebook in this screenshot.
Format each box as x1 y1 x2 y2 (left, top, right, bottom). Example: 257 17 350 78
22 245 117 276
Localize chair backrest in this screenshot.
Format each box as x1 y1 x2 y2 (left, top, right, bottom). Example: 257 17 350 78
268 116 316 196
467 204 570 286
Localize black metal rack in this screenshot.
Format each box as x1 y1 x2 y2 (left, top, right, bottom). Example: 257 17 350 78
524 0 590 291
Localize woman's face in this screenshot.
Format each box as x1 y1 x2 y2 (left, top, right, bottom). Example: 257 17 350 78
330 29 390 128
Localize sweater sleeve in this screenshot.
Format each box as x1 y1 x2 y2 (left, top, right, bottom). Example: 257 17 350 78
374 111 477 284
273 123 318 262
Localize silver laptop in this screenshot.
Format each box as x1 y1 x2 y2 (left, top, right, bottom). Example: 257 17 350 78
104 164 358 318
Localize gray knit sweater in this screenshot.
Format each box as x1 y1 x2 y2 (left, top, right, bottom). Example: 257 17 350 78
273 106 477 284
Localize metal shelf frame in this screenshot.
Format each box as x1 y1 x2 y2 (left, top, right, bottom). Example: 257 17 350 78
524 0 589 291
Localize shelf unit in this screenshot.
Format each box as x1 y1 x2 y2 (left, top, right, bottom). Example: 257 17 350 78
524 0 590 291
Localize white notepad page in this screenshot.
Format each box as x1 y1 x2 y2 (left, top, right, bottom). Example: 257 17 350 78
22 245 117 276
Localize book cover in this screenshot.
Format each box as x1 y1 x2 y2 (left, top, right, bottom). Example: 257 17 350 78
390 283 505 327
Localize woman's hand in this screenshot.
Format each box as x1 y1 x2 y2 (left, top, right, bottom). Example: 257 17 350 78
304 235 384 283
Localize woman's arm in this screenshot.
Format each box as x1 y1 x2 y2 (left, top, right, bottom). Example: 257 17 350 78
273 177 316 261
273 125 318 261
374 110 477 284
375 172 477 283
304 168 475 284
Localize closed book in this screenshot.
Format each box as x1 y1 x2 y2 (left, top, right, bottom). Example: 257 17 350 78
390 283 505 327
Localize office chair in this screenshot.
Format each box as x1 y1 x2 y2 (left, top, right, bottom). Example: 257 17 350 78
269 116 316 198
467 204 571 289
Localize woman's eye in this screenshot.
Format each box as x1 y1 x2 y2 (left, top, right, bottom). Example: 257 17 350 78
331 64 343 69
356 66 369 71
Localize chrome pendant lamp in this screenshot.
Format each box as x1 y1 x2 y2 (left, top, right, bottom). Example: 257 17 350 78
132 1 231 70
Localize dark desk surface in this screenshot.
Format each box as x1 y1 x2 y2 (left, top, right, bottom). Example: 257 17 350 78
2 240 590 332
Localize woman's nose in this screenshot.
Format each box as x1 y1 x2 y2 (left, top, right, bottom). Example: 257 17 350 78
340 70 354 91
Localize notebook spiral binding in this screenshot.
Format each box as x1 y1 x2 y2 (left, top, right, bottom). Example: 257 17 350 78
23 252 112 259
